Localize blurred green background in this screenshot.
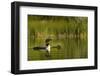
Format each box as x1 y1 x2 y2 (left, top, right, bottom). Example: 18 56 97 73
28 15 88 61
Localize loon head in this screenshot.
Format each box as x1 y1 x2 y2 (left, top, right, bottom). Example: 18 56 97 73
45 38 52 43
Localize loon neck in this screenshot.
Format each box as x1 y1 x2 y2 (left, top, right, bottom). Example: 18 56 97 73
46 43 50 46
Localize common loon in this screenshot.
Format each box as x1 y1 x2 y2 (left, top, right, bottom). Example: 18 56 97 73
32 38 61 57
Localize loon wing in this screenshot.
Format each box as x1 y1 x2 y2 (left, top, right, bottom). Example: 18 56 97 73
33 46 46 50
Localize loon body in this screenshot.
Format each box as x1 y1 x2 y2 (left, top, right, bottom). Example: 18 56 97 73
32 38 61 57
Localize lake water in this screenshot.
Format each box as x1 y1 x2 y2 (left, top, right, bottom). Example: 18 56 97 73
28 38 88 61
